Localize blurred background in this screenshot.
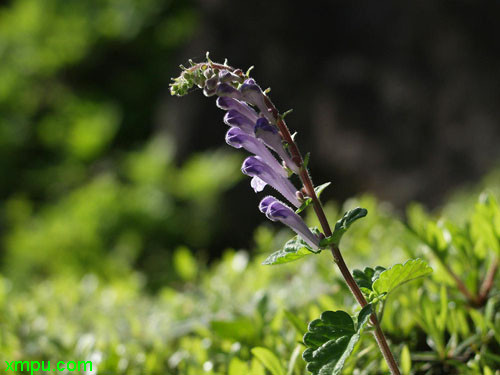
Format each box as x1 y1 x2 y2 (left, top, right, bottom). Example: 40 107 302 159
1 0 500 287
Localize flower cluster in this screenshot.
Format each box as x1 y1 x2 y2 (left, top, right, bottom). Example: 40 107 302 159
171 62 320 250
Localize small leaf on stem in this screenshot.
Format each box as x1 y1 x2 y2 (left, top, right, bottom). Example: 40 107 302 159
263 228 322 265
320 207 368 247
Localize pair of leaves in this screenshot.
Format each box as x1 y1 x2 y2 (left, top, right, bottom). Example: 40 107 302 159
263 207 367 265
302 305 372 375
354 259 433 302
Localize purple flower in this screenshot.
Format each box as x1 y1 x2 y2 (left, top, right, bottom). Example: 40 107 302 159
240 79 274 122
218 69 242 83
217 97 259 125
259 196 320 249
255 118 299 173
241 156 301 207
225 127 287 177
223 110 256 135
216 97 259 123
216 83 242 99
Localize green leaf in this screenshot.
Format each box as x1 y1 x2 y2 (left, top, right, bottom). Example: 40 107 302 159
372 259 433 297
471 193 500 257
406 203 448 256
302 305 372 375
400 345 412 375
251 347 285 375
352 266 386 290
296 182 331 214
229 357 249 375
211 317 257 342
263 229 321 265
283 309 308 335
320 208 368 247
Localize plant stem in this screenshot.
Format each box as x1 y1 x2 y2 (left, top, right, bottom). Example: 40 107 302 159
263 96 401 375
478 257 499 305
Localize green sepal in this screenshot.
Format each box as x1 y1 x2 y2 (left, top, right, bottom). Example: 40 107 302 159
320 207 368 247
302 305 372 375
262 228 322 265
295 182 332 214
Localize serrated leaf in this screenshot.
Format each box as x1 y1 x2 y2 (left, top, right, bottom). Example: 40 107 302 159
263 229 321 265
353 266 386 290
320 208 368 247
372 259 433 296
251 347 285 375
302 305 372 375
296 182 331 214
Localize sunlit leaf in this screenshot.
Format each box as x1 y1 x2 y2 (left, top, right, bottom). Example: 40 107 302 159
372 259 432 296
263 229 321 265
251 347 285 375
302 305 372 375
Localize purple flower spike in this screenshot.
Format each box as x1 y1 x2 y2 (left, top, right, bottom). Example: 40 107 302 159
254 118 299 173
225 127 287 177
240 79 274 122
259 196 320 249
216 83 242 99
223 110 256 135
241 156 301 207
216 97 259 123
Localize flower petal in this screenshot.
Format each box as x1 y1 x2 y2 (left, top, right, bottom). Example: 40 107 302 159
216 83 242 99
223 110 256 134
216 97 259 122
254 118 299 173
225 127 287 177
240 80 274 122
241 156 300 207
259 197 320 249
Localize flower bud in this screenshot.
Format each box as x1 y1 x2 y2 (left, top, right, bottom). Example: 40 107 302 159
216 83 242 99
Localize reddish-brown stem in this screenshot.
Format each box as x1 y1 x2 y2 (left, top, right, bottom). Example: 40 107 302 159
440 260 479 305
478 257 499 305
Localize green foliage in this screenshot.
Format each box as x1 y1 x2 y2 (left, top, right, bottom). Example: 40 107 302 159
0 0 206 288
0 187 499 374
251 347 285 375
263 228 321 265
372 259 433 297
302 305 372 375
